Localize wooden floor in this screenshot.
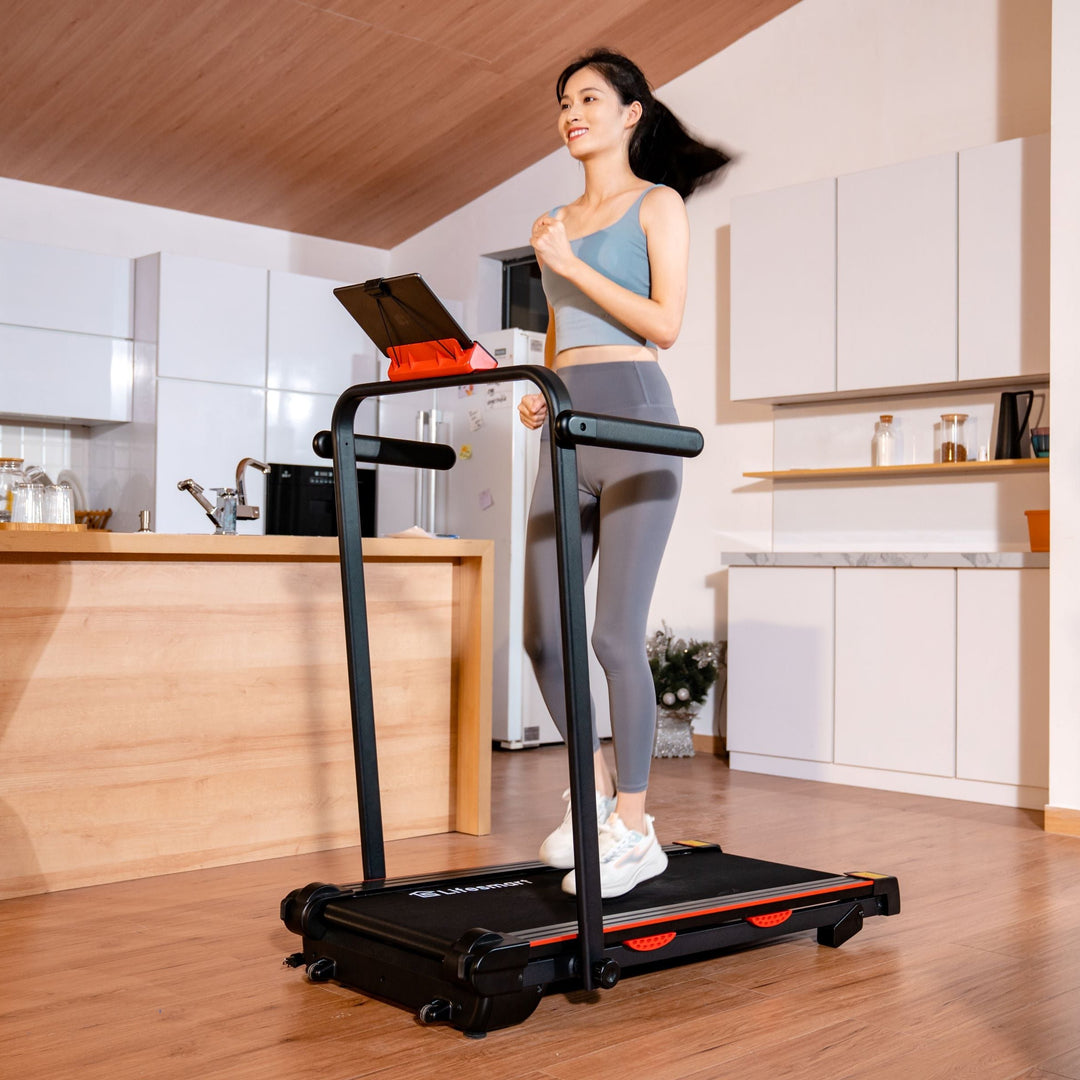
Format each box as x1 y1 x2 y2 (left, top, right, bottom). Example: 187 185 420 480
3 746 1080 1080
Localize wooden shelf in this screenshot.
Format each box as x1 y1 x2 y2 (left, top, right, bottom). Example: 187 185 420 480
744 458 1049 481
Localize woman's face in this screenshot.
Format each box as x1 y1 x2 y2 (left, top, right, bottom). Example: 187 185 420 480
558 66 641 160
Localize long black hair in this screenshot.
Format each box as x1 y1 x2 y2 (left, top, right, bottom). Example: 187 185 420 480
556 49 731 199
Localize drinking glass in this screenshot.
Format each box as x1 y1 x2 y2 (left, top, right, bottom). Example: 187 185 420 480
44 483 75 525
11 482 44 523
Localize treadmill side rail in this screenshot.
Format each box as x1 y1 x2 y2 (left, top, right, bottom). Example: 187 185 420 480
848 872 902 917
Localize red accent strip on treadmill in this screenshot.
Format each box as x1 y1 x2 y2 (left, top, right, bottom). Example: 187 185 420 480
747 910 792 928
386 339 497 381
528 879 869 947
623 932 677 952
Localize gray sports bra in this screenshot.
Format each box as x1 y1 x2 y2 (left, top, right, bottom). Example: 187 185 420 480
540 185 659 352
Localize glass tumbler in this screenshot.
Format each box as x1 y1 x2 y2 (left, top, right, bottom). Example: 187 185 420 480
11 481 45 523
44 483 75 525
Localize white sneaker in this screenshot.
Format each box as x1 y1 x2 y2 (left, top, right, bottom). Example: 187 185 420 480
539 789 617 869
561 814 668 898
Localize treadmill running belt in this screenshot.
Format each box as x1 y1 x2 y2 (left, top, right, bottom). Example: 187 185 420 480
320 848 857 948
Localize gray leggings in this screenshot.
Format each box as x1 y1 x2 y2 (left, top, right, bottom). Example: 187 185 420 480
523 362 682 794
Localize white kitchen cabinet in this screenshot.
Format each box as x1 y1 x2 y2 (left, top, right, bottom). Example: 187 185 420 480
141 253 268 387
834 568 956 776
265 344 378 469
265 389 339 468
155 377 266 534
959 135 1050 382
956 569 1049 788
837 153 958 392
727 567 835 761
0 323 132 424
267 270 372 396
730 178 836 401
0 238 132 339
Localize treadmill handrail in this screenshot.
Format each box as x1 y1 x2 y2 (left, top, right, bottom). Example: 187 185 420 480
554 410 704 456
312 430 456 470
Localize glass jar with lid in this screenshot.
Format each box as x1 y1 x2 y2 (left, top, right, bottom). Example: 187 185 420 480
939 413 970 463
871 415 899 467
0 458 27 523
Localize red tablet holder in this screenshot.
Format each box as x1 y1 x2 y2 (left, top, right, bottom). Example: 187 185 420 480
333 274 499 382
386 338 497 382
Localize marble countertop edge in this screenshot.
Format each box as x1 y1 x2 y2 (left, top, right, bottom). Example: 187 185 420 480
721 551 1049 568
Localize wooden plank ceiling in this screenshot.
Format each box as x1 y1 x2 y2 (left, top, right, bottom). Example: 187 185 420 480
0 0 799 249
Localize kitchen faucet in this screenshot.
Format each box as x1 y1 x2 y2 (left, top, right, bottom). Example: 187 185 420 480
235 458 271 520
177 458 270 534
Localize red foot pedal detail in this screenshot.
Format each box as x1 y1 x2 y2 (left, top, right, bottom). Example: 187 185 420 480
623 932 677 952
747 910 792 928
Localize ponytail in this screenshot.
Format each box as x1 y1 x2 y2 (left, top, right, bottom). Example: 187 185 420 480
630 98 730 198
556 49 732 199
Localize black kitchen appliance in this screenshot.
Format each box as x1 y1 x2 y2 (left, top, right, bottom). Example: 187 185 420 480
264 462 376 537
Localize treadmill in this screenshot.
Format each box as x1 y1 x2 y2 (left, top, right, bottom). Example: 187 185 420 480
280 274 900 1036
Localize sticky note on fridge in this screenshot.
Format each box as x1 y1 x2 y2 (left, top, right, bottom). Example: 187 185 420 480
478 489 494 511
468 409 483 431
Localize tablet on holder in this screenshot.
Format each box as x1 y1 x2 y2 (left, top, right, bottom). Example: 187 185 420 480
333 274 498 382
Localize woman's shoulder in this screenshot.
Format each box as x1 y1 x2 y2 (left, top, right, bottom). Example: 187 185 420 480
639 184 687 229
641 183 684 208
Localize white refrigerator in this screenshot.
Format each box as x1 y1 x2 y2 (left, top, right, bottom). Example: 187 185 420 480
375 327 611 748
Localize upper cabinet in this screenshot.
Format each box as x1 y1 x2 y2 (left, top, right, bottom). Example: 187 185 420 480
0 324 132 424
837 152 958 392
959 135 1050 382
267 270 372 397
0 238 133 339
0 238 133 423
730 136 1050 402
730 178 836 400
138 253 268 387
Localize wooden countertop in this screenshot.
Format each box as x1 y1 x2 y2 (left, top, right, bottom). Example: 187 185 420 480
0 531 492 561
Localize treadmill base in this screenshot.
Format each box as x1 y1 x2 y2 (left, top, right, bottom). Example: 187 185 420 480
281 846 900 1035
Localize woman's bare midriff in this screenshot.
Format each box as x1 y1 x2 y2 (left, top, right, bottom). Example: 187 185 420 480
554 343 659 369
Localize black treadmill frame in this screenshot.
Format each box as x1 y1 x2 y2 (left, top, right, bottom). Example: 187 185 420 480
310 363 704 995
280 277 899 1033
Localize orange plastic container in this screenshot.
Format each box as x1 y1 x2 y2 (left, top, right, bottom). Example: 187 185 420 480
1025 509 1049 552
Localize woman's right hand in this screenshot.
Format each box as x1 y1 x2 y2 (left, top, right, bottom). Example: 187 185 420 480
518 393 547 429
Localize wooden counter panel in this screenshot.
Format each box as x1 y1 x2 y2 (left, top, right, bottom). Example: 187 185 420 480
0 549 489 898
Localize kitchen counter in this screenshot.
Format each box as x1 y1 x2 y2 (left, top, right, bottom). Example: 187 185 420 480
0 530 490 559
0 532 493 898
722 550 1049 568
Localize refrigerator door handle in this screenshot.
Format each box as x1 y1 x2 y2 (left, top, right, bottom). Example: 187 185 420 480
414 408 443 532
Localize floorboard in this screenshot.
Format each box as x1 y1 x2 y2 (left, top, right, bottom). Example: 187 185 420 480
2 745 1079 1079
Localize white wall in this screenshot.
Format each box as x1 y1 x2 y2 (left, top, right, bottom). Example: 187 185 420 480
0 177 388 280
388 0 1052 734
1049 2 1080 816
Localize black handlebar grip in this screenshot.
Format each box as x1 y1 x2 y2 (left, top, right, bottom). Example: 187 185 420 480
312 430 457 470
553 412 704 458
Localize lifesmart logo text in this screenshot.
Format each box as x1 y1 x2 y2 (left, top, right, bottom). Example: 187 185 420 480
409 878 533 899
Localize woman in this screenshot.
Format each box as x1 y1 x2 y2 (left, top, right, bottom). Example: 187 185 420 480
519 49 729 898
